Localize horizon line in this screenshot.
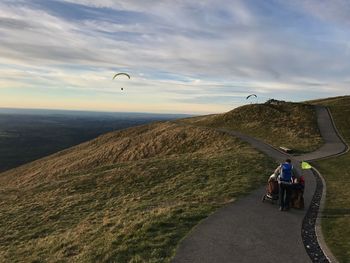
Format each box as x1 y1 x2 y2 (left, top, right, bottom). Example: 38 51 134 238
0 106 197 116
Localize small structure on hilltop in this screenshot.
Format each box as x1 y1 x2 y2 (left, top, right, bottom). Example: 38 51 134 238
265 99 286 105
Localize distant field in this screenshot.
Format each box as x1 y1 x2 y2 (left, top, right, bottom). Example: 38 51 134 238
0 109 186 172
0 122 275 262
310 96 350 262
0 132 16 138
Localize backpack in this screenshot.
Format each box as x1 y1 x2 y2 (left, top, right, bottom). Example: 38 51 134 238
280 163 293 182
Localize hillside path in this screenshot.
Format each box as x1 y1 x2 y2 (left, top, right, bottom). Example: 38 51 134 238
172 106 346 263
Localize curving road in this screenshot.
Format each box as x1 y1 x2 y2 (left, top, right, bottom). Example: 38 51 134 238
172 106 346 263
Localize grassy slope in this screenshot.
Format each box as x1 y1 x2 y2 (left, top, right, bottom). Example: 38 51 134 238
178 102 322 153
310 96 350 262
0 114 163 173
0 122 275 262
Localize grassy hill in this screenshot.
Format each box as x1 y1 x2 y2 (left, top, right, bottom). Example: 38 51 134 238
0 99 327 262
179 102 322 153
0 122 275 262
0 112 180 173
309 96 350 262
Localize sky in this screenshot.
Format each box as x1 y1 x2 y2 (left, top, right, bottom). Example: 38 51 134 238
0 0 349 114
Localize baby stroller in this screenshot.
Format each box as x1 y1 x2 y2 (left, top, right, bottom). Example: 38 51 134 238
262 174 279 203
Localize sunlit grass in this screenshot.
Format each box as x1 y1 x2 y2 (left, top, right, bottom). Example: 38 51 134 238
179 102 322 153
0 122 275 262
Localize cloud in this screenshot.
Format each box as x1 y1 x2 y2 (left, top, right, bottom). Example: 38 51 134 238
0 0 349 113
288 0 350 27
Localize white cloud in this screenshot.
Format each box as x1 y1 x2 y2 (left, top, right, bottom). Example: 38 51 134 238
0 0 349 113
290 0 350 27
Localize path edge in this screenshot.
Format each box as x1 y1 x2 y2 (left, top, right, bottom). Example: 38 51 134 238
309 107 349 263
326 107 349 155
311 167 338 263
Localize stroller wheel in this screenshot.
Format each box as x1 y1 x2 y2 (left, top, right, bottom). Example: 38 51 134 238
262 195 265 202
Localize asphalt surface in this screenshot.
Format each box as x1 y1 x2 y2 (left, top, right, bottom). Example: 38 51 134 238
172 106 346 263
298 106 347 161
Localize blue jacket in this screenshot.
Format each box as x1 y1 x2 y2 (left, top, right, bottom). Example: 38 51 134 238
279 163 293 182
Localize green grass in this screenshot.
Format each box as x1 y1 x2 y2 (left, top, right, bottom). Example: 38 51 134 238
310 96 350 262
178 102 322 153
0 122 275 262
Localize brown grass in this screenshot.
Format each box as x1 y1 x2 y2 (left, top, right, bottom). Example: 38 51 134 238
178 102 322 153
1 122 239 187
0 122 275 262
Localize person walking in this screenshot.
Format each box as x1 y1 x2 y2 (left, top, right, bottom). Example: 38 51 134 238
274 159 296 211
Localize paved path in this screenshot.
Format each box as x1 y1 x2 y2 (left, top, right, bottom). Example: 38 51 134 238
172 106 346 263
299 106 347 161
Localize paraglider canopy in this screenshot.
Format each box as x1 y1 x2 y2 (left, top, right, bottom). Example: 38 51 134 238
112 73 130 80
246 94 257 100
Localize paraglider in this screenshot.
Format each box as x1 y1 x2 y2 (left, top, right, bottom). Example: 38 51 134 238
246 94 258 104
246 94 257 100
112 73 130 91
112 73 130 80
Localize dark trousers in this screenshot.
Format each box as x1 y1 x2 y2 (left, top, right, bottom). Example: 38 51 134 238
279 183 292 209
